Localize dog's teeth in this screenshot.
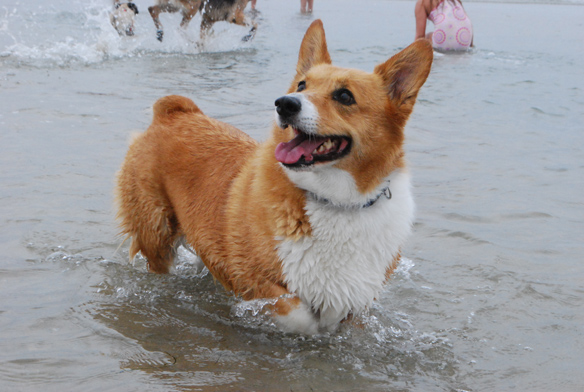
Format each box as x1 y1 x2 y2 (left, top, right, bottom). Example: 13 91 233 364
314 139 338 155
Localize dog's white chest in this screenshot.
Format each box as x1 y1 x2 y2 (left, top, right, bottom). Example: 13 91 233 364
276 170 414 331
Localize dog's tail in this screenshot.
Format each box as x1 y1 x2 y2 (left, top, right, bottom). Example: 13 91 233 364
152 95 202 123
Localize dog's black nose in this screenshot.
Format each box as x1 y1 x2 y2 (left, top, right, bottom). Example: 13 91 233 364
275 96 302 117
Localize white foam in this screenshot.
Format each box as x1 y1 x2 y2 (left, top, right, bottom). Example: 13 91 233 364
395 256 415 278
232 298 278 318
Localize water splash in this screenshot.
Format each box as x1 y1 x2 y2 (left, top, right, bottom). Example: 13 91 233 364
395 256 415 279
0 1 255 67
231 297 278 318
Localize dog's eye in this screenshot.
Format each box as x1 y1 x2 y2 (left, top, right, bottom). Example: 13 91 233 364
333 89 356 106
297 81 306 92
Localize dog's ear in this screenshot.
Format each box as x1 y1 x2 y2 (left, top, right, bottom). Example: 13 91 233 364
374 39 433 112
128 3 139 14
296 19 332 76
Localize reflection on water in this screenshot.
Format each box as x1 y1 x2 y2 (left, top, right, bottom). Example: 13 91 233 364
1 0 583 390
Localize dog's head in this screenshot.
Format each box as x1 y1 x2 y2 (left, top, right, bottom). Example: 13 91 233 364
273 20 432 207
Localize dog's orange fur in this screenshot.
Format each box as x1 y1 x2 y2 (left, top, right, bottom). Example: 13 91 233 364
116 20 432 323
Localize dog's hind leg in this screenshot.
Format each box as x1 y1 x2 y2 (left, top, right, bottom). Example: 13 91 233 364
199 13 215 40
179 1 201 30
123 203 181 274
117 161 181 273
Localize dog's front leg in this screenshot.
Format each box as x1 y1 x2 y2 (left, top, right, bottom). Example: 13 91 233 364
241 283 319 334
148 5 165 41
271 295 319 335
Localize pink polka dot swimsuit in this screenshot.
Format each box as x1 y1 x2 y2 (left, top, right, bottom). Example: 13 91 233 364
429 0 473 50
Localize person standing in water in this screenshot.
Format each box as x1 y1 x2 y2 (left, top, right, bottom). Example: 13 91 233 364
301 0 314 14
415 0 473 50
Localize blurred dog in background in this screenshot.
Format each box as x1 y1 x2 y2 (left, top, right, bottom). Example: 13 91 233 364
110 1 139 36
148 0 256 42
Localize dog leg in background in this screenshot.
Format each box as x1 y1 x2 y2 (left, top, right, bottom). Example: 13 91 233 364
199 13 215 41
179 2 201 30
232 1 257 42
242 24 257 42
149 1 203 42
148 4 166 41
199 0 257 42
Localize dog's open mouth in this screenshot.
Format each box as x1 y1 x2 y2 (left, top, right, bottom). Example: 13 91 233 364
275 128 352 168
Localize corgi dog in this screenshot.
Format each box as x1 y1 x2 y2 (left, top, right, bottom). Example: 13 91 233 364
148 0 256 42
116 20 433 334
110 1 139 37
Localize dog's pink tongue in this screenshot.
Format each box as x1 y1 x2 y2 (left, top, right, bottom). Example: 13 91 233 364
275 135 322 164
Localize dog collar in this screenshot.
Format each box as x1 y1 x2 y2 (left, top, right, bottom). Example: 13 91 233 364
308 181 392 209
362 183 392 208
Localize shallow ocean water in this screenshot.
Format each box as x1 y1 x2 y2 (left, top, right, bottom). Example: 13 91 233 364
1 0 583 390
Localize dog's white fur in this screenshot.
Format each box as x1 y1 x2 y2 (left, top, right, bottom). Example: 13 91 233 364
277 169 414 332
274 92 415 332
110 2 138 36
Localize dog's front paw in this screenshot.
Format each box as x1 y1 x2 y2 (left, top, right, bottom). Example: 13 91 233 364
274 299 319 335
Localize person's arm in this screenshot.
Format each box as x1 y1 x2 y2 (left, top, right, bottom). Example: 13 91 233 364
414 0 429 40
